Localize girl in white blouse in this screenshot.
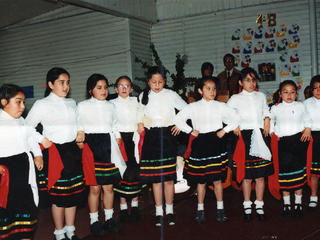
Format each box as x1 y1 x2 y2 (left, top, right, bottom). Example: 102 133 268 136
0 84 43 240
137 66 187 227
26 68 85 240
111 76 147 223
77 74 126 237
227 67 273 222
270 80 311 218
303 76 320 211
174 77 239 224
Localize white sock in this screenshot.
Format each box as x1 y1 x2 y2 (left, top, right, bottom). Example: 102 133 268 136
217 201 224 210
197 203 204 211
120 203 128 210
295 194 302 207
166 203 173 215
243 201 252 214
283 195 291 209
155 205 163 216
310 196 318 207
53 228 66 240
104 208 114 221
254 200 264 214
64 225 75 239
131 200 139 208
89 211 99 225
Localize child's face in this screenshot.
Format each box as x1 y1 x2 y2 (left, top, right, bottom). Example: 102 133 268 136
203 67 212 77
115 78 132 99
1 92 25 118
312 82 320 100
280 84 297 103
49 73 70 97
91 80 108 100
198 80 216 102
239 73 257 93
148 74 165 93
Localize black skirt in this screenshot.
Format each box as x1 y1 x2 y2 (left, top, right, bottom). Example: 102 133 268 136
139 126 177 184
0 153 37 240
311 131 320 177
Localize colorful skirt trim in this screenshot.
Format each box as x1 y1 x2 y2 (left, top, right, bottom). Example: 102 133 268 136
0 153 37 240
140 126 177 184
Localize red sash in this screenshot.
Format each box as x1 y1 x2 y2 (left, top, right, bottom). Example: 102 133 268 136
233 135 246 184
138 131 145 162
0 166 9 209
184 135 197 159
119 135 128 162
267 134 281 200
82 143 97 186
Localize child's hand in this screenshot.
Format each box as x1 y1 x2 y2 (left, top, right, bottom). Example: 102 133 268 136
137 123 145 134
34 156 44 171
191 130 199 137
217 129 226 138
116 138 122 147
0 165 5 174
301 127 312 142
233 127 241 136
270 132 280 140
263 117 270 137
41 137 52 149
76 130 85 143
171 126 181 136
77 142 84 149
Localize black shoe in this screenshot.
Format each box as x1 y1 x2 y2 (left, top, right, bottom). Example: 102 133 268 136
256 208 267 221
195 210 206 223
103 218 121 233
65 235 80 240
130 207 140 222
166 213 176 225
216 209 227 223
154 215 163 227
90 221 106 237
119 209 131 223
308 201 318 212
293 204 303 218
282 204 291 218
243 208 252 221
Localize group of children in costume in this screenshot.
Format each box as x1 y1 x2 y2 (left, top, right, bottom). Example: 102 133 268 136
0 65 319 240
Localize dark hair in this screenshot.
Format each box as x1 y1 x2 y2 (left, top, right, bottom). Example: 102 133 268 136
304 86 313 98
194 76 220 101
239 67 259 82
45 67 70 97
86 74 108 99
269 88 280 107
0 84 25 109
140 66 166 105
276 80 298 104
223 53 235 64
115 75 132 88
310 75 320 90
201 62 214 77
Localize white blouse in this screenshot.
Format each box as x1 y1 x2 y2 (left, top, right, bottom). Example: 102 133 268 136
270 101 311 137
303 96 320 131
227 90 270 130
173 98 240 134
77 97 120 138
138 88 187 128
26 92 78 144
110 96 138 133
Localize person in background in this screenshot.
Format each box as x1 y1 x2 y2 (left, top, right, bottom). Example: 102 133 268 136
201 62 214 78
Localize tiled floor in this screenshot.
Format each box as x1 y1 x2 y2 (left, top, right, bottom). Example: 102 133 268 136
34 184 320 240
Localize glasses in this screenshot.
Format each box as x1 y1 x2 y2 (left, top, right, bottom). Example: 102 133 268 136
243 78 257 83
117 85 131 89
225 60 233 63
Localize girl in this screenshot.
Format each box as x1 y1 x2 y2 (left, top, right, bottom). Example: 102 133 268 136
137 66 187 226
270 80 311 218
26 68 85 240
227 67 273 222
0 84 43 240
173 77 239 223
111 76 147 223
303 76 320 211
77 74 126 236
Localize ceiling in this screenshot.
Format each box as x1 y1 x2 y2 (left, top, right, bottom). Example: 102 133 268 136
0 0 65 30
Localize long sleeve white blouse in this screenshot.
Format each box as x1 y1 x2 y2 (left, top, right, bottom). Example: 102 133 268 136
137 88 187 128
270 101 311 137
173 98 240 134
26 92 78 144
77 97 120 138
110 96 138 133
303 96 320 131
